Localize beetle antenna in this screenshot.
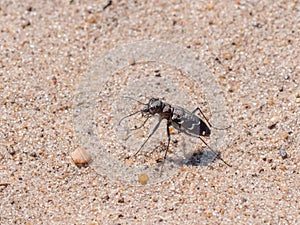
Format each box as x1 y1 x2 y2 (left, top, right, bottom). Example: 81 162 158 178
119 110 142 125
123 96 147 105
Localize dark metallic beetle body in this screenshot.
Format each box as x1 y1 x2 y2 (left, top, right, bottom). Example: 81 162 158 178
119 98 231 167
143 98 211 137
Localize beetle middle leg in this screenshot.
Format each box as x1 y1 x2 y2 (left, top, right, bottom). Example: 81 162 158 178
158 121 172 175
191 107 212 127
163 121 172 161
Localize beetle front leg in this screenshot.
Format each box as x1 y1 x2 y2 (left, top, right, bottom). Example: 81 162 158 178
134 116 163 156
159 121 172 176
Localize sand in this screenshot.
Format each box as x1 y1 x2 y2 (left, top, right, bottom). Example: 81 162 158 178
0 0 299 224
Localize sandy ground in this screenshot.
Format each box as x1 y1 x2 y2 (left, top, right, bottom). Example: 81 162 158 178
0 0 299 224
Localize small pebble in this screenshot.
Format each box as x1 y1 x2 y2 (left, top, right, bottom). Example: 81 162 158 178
223 52 233 60
71 147 92 165
128 58 136 65
268 115 279 129
138 173 149 185
86 14 96 23
281 133 289 140
205 3 214 10
279 150 288 159
270 115 279 123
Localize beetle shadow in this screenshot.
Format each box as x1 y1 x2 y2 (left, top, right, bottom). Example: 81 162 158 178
184 149 220 167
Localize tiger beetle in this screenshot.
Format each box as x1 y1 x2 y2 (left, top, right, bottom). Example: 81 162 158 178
119 97 231 167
